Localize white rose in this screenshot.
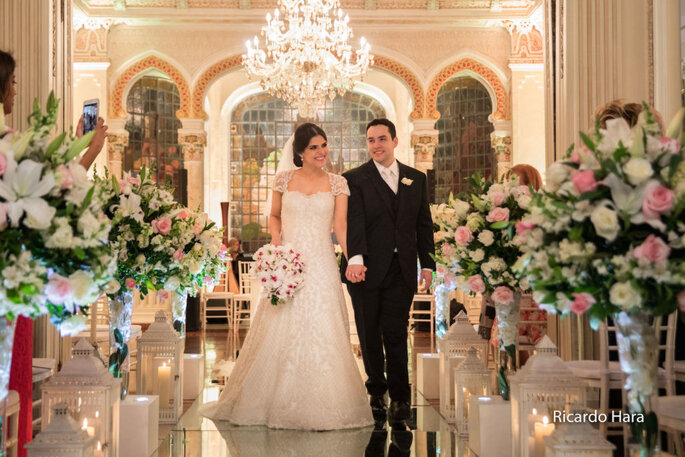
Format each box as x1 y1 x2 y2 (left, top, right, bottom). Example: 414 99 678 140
188 260 202 275
103 279 121 295
70 270 96 305
136 254 146 265
434 232 445 242
164 276 181 291
609 281 642 310
470 249 485 262
59 314 87 337
516 194 531 210
623 158 653 186
478 230 495 247
545 162 570 192
453 199 471 219
590 205 619 241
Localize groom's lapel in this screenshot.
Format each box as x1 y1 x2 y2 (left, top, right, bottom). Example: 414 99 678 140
396 161 410 218
364 160 396 218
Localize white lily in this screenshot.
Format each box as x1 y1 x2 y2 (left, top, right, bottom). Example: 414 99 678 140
114 193 144 223
0 151 56 229
597 117 633 155
602 173 648 216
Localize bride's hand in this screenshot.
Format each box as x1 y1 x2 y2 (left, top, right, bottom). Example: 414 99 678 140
271 237 282 246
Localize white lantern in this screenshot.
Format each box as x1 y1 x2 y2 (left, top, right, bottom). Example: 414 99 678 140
510 335 585 457
137 311 183 424
41 339 120 457
454 347 492 436
544 405 615 457
26 403 96 457
438 310 489 423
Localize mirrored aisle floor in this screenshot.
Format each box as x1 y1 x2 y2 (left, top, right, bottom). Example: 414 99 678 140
156 390 471 457
152 329 471 457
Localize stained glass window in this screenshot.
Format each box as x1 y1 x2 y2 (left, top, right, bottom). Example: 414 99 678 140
124 75 185 203
434 76 494 203
229 92 385 253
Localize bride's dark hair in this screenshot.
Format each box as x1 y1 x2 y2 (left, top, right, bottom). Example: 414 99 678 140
292 123 327 167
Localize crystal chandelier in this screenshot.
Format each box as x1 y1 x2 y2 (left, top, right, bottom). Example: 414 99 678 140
242 0 373 119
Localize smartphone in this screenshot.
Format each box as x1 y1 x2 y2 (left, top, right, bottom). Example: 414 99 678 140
83 99 99 134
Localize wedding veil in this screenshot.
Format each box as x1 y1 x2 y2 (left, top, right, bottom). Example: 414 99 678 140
264 133 298 219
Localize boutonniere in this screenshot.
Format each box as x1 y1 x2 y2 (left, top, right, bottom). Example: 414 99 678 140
401 177 413 186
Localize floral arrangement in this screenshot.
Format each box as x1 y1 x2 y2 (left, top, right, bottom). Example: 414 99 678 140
518 106 685 455
431 173 532 399
252 244 305 306
0 95 115 334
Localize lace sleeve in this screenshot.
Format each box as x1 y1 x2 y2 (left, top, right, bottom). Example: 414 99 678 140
273 170 294 193
330 174 350 196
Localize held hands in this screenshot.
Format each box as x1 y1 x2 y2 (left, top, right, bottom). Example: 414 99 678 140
345 264 367 283
419 269 433 292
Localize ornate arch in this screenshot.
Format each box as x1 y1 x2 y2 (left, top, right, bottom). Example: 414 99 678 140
191 54 243 118
371 56 425 120
191 54 425 120
110 55 191 118
426 58 509 120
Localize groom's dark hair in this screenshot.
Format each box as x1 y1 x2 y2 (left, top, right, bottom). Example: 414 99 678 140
366 118 396 139
292 123 327 167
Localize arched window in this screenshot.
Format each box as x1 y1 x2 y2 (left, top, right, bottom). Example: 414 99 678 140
125 75 185 203
434 76 494 203
229 92 386 253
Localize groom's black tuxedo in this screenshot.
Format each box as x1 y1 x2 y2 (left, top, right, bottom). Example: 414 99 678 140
342 159 435 403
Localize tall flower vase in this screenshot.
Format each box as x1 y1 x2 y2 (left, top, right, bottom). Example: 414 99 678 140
0 317 17 457
109 290 134 399
615 311 660 457
493 291 521 401
171 291 188 337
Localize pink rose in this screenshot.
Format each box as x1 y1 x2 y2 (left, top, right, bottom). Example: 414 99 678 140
490 191 506 207
152 216 172 235
45 275 74 305
218 244 228 260
454 226 474 246
486 207 510 223
642 182 674 219
570 292 596 315
444 273 457 289
437 265 447 275
173 249 185 261
633 234 671 263
127 176 140 186
56 164 74 190
569 145 593 164
515 220 534 236
203 276 214 287
491 286 514 305
660 137 680 155
467 275 486 294
571 170 598 194
678 290 685 312
0 203 8 231
177 209 190 220
0 151 7 176
157 290 170 301
125 278 137 290
441 243 455 257
193 222 204 236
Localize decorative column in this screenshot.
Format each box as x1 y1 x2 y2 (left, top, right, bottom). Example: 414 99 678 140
490 119 512 179
106 119 129 179
502 11 546 177
410 119 439 174
178 119 206 211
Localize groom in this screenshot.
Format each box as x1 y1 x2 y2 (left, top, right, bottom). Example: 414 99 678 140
342 118 435 422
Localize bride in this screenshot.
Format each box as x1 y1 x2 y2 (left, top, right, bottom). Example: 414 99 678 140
200 123 374 430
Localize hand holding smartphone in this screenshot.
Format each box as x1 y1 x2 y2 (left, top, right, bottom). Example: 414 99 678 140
82 99 99 134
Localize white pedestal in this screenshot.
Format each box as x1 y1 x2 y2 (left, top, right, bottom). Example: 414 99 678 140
468 395 512 457
416 353 440 400
119 395 159 457
183 354 205 400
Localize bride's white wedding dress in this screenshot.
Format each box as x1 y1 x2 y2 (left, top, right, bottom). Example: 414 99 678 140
200 170 374 430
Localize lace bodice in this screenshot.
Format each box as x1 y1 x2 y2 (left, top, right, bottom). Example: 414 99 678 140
273 170 350 196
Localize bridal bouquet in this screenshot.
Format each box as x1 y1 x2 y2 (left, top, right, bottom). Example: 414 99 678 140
253 244 305 306
431 173 531 399
518 106 685 455
0 94 115 330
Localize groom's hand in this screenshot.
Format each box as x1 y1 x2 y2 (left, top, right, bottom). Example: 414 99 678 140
419 269 433 292
346 264 366 283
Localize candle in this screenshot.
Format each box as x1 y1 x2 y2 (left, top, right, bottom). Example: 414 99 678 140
534 415 554 457
82 418 95 437
158 362 171 407
528 408 539 435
